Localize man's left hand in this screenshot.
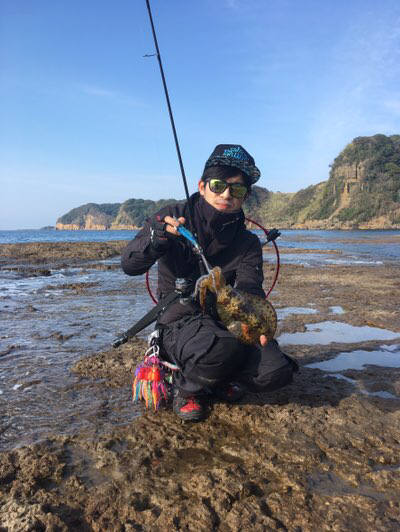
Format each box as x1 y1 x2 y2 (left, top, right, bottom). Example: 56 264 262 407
259 335 268 347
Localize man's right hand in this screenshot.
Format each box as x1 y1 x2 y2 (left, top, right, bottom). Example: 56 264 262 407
150 215 186 251
259 335 268 347
164 216 186 236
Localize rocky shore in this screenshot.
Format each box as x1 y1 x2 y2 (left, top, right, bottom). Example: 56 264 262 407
1 241 399 530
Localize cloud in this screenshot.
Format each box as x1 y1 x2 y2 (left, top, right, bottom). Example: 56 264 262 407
223 0 288 11
305 7 400 177
81 85 117 98
79 83 144 107
222 0 271 16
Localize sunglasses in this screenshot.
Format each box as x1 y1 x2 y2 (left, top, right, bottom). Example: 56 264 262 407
206 178 248 199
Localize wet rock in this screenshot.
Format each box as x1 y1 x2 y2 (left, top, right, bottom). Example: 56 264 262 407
0 500 68 531
0 241 126 264
1 266 51 278
0 346 14 358
42 282 100 294
83 263 120 271
1 241 400 530
1 382 399 530
42 331 75 342
72 338 146 387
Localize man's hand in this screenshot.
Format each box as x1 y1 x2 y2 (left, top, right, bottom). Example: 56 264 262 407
164 216 186 236
259 335 268 347
150 215 186 251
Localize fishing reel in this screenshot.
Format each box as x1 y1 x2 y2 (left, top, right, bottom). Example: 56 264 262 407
175 277 193 305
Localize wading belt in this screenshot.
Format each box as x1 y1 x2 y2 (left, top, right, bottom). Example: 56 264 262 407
112 290 180 348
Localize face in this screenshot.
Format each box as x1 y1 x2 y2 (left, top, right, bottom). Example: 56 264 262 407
198 174 248 213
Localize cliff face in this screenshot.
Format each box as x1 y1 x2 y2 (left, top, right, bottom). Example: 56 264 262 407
254 134 400 229
56 135 400 230
56 203 121 230
296 134 400 229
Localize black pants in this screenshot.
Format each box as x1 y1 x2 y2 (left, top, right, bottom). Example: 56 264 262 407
161 315 298 397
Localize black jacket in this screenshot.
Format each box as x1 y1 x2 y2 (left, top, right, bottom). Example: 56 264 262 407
121 193 264 324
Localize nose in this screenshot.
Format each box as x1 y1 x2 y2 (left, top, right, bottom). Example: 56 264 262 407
220 186 232 198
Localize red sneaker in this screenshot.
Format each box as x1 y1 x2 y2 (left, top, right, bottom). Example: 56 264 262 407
214 382 245 403
173 390 204 421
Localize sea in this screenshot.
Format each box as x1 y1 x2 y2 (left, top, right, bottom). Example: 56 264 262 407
1 228 400 264
0 229 399 451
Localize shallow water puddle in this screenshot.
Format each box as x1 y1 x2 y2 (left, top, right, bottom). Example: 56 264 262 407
276 306 317 319
161 447 243 477
323 374 398 400
322 373 398 400
380 344 400 351
329 306 344 314
306 470 396 499
305 345 400 400
306 346 400 371
278 321 400 345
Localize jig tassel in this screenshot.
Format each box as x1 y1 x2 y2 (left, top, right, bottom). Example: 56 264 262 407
133 380 137 401
152 383 158 411
135 381 141 402
132 349 176 411
147 382 152 408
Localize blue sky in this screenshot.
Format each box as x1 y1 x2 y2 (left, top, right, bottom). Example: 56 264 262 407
1 0 400 229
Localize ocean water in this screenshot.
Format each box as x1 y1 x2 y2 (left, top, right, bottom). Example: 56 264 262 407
0 259 156 450
0 229 138 244
1 228 399 264
270 229 400 263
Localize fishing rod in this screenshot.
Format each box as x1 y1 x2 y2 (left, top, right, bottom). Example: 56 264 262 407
113 2 281 348
145 0 196 234
142 1 281 303
112 1 208 348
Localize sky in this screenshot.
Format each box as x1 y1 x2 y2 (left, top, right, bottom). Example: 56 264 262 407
1 0 400 229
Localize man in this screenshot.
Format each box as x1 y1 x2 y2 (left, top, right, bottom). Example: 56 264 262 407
121 144 297 421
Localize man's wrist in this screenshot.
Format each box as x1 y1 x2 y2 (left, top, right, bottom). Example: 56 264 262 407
150 227 170 252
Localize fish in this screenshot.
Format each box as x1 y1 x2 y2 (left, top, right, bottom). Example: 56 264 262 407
195 266 277 345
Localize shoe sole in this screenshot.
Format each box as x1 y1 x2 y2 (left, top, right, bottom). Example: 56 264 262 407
174 410 204 422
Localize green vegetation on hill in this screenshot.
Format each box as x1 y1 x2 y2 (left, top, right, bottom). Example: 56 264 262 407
57 203 121 226
113 198 183 227
311 134 400 224
334 134 400 167
308 177 341 220
250 190 294 226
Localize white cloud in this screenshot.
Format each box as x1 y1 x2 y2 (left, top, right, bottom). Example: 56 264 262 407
224 0 288 13
305 7 400 180
79 83 144 107
81 85 117 98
